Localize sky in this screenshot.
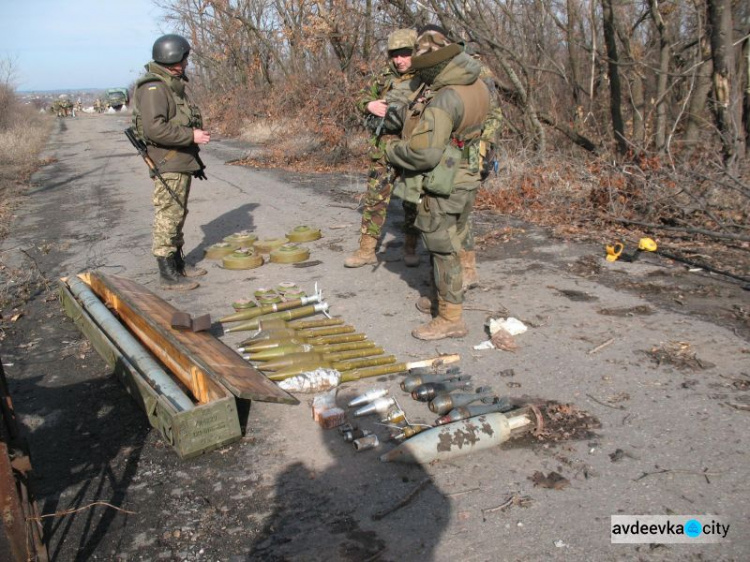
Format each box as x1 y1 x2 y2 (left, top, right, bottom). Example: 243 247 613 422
0 0 171 92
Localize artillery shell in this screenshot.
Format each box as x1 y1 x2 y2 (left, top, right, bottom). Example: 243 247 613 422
347 388 389 408
353 435 379 451
353 396 396 417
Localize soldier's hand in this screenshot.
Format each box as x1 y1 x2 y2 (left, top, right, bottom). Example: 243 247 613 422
193 129 211 145
366 100 388 118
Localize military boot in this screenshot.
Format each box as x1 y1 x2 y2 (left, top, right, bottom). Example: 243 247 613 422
403 234 420 267
174 248 207 278
415 296 435 315
157 255 199 291
344 235 378 268
412 298 468 341
460 250 479 291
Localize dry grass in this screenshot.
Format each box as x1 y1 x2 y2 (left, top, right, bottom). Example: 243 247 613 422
0 85 53 241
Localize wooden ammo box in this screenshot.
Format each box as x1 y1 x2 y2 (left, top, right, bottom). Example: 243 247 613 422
60 272 298 459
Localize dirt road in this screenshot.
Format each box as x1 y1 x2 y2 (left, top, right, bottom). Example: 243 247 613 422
1 114 749 561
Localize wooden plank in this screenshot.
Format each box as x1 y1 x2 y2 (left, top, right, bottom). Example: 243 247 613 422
85 273 298 405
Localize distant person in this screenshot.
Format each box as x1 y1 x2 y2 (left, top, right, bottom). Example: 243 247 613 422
132 34 211 291
344 28 421 268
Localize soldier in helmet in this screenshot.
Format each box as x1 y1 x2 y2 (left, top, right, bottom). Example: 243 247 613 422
132 34 211 291
344 28 421 268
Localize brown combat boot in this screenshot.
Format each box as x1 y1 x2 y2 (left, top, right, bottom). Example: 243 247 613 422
412 298 468 341
157 255 199 291
344 235 378 268
175 248 207 278
460 250 479 291
403 234 420 267
415 296 435 315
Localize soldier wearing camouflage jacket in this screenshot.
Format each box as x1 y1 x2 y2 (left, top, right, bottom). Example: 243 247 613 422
132 34 211 291
344 29 422 268
385 26 490 340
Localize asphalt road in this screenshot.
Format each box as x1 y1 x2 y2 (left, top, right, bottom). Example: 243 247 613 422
1 113 749 561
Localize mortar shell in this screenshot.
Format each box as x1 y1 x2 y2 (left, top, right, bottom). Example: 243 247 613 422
434 399 514 425
429 392 495 415
401 372 467 393
411 380 471 402
380 407 537 465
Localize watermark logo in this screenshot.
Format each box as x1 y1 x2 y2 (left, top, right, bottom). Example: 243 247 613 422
611 515 730 544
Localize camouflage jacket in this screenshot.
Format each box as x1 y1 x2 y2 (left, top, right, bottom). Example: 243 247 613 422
357 61 420 136
385 53 490 198
132 62 203 174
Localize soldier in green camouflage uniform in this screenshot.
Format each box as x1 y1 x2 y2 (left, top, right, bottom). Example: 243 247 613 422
385 26 491 340
344 29 421 268
133 34 211 291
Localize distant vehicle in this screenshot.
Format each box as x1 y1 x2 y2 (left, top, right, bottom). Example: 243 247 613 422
104 88 129 111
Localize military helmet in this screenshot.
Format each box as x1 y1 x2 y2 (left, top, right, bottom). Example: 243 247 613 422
152 34 191 65
387 29 417 54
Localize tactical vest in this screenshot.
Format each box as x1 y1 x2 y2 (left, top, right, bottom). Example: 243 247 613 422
132 72 203 143
396 79 490 201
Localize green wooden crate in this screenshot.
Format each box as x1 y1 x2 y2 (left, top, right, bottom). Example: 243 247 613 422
59 280 242 459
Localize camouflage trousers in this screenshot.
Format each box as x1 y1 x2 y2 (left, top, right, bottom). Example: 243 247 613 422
152 172 191 258
360 155 419 239
414 188 477 304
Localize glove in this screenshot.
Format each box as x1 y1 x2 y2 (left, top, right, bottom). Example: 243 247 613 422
193 169 207 180
480 146 496 181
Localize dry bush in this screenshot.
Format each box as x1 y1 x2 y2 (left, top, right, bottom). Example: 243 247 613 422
0 83 53 240
225 67 370 171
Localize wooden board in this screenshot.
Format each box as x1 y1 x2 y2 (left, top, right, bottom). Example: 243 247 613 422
84 272 298 405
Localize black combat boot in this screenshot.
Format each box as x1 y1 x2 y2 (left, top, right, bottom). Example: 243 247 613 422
174 248 207 278
157 255 199 291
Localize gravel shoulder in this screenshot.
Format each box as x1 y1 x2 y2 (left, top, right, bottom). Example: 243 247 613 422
1 114 748 561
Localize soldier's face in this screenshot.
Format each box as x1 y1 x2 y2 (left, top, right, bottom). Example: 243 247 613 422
391 54 412 73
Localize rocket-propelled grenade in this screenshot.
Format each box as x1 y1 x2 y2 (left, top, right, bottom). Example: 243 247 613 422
219 292 322 323
238 325 355 348
244 340 376 361
258 347 386 372
241 332 367 353
268 355 397 381
226 302 329 332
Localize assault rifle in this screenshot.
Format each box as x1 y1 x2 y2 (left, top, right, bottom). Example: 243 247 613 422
124 127 184 210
